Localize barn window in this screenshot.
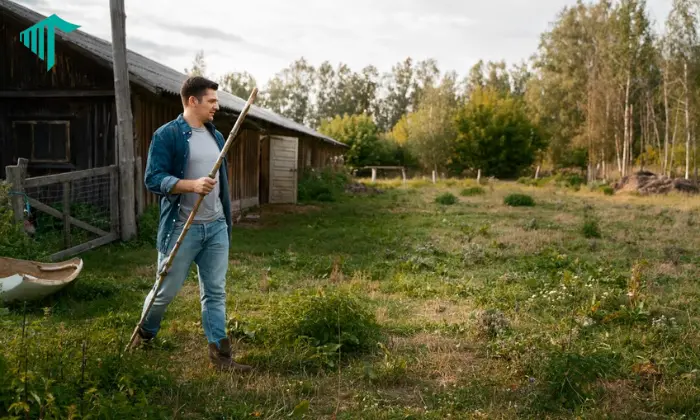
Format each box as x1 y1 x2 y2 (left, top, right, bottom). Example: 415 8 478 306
12 120 70 162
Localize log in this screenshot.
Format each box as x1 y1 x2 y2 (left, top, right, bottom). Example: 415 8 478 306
110 0 137 241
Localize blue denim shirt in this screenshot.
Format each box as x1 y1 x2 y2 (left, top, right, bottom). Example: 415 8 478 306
144 113 232 254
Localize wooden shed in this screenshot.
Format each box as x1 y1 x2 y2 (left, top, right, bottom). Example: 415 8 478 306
0 0 348 218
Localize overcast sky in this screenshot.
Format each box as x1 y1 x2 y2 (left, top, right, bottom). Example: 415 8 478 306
18 0 673 85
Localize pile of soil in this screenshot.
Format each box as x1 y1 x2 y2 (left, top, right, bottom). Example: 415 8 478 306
614 171 699 195
345 182 385 195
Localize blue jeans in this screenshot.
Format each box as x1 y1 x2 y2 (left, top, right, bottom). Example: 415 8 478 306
140 217 229 345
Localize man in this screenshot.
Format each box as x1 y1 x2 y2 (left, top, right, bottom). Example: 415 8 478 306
137 76 251 373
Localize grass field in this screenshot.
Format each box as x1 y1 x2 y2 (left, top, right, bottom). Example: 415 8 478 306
1 176 699 419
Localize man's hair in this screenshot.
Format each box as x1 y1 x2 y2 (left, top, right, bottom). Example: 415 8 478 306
180 76 218 106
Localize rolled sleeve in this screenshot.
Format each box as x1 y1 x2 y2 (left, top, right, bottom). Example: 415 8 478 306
160 175 180 199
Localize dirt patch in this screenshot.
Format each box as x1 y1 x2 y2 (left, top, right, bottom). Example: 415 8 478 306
614 171 699 195
414 299 476 325
392 334 476 386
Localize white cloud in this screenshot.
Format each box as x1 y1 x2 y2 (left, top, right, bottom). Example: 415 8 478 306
14 0 673 85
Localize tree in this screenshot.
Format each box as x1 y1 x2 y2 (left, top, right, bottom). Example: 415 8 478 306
260 58 316 125
185 50 207 77
664 0 699 179
404 77 459 177
375 57 415 132
318 113 383 169
219 71 257 99
451 87 546 179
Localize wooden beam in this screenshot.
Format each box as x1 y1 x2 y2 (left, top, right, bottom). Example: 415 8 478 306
26 197 110 237
110 0 137 241
23 165 117 189
49 232 119 262
0 90 114 98
62 181 71 249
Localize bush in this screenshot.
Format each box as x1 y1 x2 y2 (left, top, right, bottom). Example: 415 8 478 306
435 192 458 205
602 186 614 196
0 182 43 260
582 207 602 238
552 171 585 190
531 348 622 412
461 186 485 196
230 288 383 369
504 193 535 207
298 167 351 203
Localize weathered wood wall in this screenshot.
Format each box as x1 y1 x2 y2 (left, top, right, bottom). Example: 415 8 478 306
132 93 182 208
228 128 260 211
259 135 270 205
297 135 343 177
0 12 117 177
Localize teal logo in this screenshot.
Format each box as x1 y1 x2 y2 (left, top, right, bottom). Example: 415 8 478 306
19 14 80 71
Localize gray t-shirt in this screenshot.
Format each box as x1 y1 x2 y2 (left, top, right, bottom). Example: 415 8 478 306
178 126 224 223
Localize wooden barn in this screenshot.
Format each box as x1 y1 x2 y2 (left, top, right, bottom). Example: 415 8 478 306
0 0 347 218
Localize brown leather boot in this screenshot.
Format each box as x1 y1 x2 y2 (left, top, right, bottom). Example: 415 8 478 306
131 327 154 349
208 338 252 372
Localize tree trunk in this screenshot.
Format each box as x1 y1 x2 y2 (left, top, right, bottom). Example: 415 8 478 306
684 60 691 180
663 62 670 176
602 149 607 181
670 103 680 177
622 75 631 177
649 94 661 161
629 103 634 173
587 82 594 183
641 101 646 171
615 129 622 175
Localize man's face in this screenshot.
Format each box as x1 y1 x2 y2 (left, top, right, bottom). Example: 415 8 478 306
189 88 219 122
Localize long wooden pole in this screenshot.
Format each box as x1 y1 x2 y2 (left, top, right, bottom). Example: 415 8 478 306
126 88 259 352
110 0 137 240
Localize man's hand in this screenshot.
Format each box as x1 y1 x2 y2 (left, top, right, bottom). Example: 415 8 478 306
172 177 216 195
192 177 216 195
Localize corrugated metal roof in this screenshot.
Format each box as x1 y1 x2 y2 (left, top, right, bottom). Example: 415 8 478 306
0 0 347 148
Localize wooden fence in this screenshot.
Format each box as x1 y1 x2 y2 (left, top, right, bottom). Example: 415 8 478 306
6 158 120 261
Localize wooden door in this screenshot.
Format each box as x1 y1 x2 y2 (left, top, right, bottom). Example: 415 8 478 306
269 135 298 204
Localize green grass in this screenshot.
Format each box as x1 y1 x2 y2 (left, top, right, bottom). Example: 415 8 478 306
1 178 699 419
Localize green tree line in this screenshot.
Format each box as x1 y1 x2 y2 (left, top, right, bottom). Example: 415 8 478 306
187 0 700 180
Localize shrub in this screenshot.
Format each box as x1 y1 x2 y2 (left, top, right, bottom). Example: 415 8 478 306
582 208 602 238
602 186 614 196
582 219 601 238
531 348 622 412
504 193 535 207
460 186 485 196
0 182 42 260
298 167 350 203
230 288 383 369
435 192 458 205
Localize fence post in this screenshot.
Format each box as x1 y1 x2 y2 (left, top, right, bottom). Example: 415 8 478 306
477 169 481 184
62 181 71 249
371 168 376 183
110 167 120 236
5 158 28 223
401 167 406 185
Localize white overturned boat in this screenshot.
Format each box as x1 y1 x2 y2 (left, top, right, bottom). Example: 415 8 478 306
0 256 83 302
